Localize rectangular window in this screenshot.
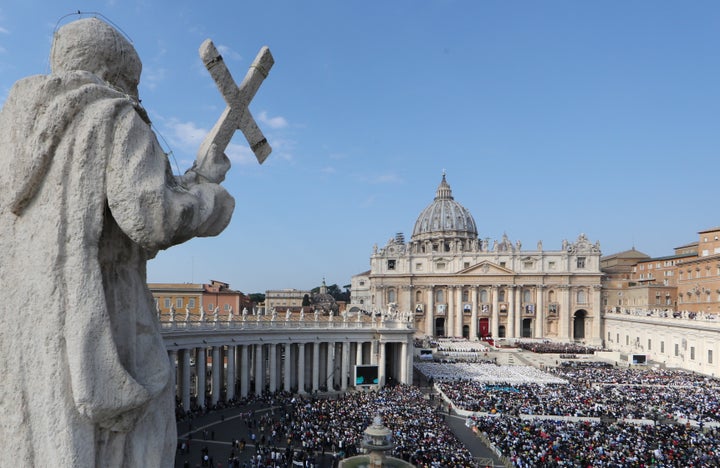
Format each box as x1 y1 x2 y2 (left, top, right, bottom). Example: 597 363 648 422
436 262 446 270
674 343 679 357
224 304 230 310
625 335 629 345
387 259 396 270
709 350 713 364
660 341 664 353
464 262 470 269
577 257 586 268
415 263 423 271
188 298 196 308
647 339 652 351
499 262 506 268
690 347 695 360
208 303 214 311
164 298 171 308
175 298 183 308
523 261 533 269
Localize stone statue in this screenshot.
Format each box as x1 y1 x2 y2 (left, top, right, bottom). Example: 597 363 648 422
199 305 206 323
0 18 239 467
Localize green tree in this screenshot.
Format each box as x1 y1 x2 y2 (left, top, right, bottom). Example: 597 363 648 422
302 294 311 306
248 293 265 304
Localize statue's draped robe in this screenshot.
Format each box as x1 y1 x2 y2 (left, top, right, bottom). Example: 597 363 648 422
0 71 233 467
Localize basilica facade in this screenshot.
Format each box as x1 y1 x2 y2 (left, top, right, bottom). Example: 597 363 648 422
351 174 604 345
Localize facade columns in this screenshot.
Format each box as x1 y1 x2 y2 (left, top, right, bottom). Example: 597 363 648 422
425 287 434 337
226 345 236 401
211 346 221 405
592 285 603 345
515 286 522 338
560 286 571 340
297 343 306 394
356 341 363 365
471 287 479 341
535 286 545 338
181 349 191 411
312 342 320 392
284 343 292 392
455 286 463 337
491 285 500 339
240 345 249 398
447 286 455 337
254 344 263 396
508 286 516 338
269 344 278 392
400 341 408 384
197 347 206 408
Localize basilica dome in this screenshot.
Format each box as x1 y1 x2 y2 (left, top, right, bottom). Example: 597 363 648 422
411 174 478 243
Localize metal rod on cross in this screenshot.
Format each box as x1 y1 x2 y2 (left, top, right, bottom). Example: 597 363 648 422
197 40 274 177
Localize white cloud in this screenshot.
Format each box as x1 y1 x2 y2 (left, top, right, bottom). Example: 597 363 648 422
369 173 403 184
165 118 207 149
0 26 9 35
226 141 256 165
258 111 287 129
321 166 336 174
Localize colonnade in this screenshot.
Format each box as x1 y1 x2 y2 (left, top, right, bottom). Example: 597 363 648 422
168 338 412 412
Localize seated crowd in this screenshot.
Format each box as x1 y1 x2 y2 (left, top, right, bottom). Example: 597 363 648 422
416 361 720 467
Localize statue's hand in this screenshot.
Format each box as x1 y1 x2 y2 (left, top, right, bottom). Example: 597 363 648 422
190 143 230 184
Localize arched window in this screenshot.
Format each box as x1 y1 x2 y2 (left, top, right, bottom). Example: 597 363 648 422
415 290 422 302
576 289 587 304
479 289 488 303
436 289 444 303
388 289 396 303
523 289 532 303
548 290 555 302
498 289 505 302
462 290 469 302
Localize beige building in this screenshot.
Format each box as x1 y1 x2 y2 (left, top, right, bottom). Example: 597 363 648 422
351 174 604 345
264 288 310 313
149 280 253 318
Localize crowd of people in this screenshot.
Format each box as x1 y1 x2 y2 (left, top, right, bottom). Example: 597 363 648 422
515 340 598 354
176 385 477 467
415 358 720 467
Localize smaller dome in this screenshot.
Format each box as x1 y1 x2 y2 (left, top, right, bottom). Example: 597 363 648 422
411 174 478 242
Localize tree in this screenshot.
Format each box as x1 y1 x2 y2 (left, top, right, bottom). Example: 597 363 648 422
302 294 311 306
248 293 265 304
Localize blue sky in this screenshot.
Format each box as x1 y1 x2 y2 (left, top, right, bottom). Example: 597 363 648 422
1 1 718 294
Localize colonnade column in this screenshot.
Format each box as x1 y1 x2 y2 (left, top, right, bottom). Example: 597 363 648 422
197 347 206 408
211 346 221 405
239 345 248 398
507 286 516 338
341 341 350 391
298 343 306 394
283 343 292 392
378 342 386 387
425 287 434 337
326 341 335 391
491 285 500 339
182 349 191 411
168 350 178 400
471 287 479 341
535 286 545 338
254 344 263 396
312 342 320 392
226 345 236 401
269 344 277 393
356 341 363 366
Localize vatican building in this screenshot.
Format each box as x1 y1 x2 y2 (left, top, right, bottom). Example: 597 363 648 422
351 174 604 345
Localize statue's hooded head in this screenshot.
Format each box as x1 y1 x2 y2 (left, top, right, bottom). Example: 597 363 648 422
50 18 141 98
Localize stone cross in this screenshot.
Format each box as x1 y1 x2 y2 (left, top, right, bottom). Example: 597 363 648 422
199 40 274 166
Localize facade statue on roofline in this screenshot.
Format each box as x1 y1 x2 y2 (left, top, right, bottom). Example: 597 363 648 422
0 17 240 467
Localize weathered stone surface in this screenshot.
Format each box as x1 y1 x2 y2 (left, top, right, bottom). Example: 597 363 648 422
0 18 235 467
